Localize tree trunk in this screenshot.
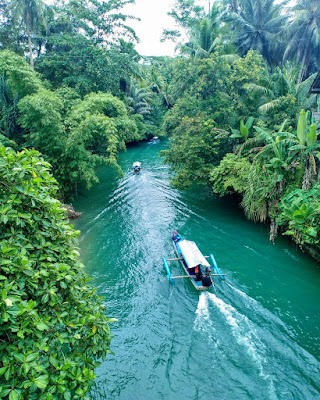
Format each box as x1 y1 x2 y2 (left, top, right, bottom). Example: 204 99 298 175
302 155 313 190
298 50 308 84
26 23 34 69
269 219 278 243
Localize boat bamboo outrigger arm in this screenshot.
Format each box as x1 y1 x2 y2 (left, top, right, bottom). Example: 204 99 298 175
171 274 226 279
163 253 225 285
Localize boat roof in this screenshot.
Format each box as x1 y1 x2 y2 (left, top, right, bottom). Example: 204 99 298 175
133 161 141 167
178 240 210 269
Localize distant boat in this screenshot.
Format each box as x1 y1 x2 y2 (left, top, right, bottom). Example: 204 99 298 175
132 161 141 173
163 231 225 290
149 136 160 144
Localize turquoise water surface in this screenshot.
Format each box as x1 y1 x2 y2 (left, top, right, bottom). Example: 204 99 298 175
74 141 320 400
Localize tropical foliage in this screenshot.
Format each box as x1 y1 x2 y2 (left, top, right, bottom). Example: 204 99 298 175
0 51 149 198
161 0 320 258
0 145 114 399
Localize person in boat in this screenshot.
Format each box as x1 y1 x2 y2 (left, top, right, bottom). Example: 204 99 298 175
172 230 182 243
194 265 203 281
189 264 200 277
201 267 212 287
132 162 141 173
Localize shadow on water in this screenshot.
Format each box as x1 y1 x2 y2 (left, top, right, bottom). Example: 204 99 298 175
74 141 320 400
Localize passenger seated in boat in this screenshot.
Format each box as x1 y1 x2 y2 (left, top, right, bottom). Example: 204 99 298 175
195 265 203 281
172 231 182 243
202 267 212 287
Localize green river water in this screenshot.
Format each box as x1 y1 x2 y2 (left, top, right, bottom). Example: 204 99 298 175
74 140 320 400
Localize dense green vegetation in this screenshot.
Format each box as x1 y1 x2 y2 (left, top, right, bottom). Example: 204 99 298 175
0 146 114 399
160 0 320 258
1 0 320 396
0 0 170 200
0 49 157 199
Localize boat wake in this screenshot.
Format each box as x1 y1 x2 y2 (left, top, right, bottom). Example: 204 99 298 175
195 291 277 399
192 287 320 399
193 291 217 347
207 293 268 373
225 283 292 335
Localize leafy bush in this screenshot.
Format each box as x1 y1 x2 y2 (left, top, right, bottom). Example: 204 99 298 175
278 186 320 246
0 145 114 399
210 153 251 196
162 116 233 188
0 51 42 97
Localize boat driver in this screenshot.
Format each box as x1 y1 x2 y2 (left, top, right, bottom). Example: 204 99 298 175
202 267 212 287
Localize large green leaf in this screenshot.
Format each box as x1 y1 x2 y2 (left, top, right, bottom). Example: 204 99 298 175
9 390 19 400
306 124 317 147
297 109 307 145
240 120 249 140
33 376 48 389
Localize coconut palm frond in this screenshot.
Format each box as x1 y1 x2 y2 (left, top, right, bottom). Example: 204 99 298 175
258 98 282 113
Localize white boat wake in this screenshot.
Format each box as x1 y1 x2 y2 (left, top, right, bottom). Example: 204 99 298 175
193 292 217 347
194 291 277 399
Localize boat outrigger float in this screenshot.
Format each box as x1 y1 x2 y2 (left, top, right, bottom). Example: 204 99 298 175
163 231 225 290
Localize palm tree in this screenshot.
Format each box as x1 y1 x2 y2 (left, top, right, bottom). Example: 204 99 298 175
179 3 232 58
7 0 46 68
229 0 288 67
222 0 239 13
245 64 317 114
284 0 320 82
126 83 152 116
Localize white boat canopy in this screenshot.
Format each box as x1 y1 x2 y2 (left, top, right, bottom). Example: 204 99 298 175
133 161 141 167
178 240 210 269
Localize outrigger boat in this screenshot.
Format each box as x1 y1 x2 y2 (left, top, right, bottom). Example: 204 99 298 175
132 161 141 173
163 231 225 291
149 136 160 144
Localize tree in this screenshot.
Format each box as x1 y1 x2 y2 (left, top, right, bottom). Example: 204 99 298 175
0 50 42 142
281 110 320 190
6 0 47 68
125 83 152 115
284 0 320 82
0 145 114 399
210 153 251 196
278 186 320 247
167 0 205 31
64 0 137 46
0 74 20 140
222 0 239 13
179 3 225 58
245 64 317 126
18 90 140 196
229 0 287 67
162 115 233 188
0 50 42 97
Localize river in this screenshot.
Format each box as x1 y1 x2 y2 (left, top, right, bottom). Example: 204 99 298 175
74 140 320 400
